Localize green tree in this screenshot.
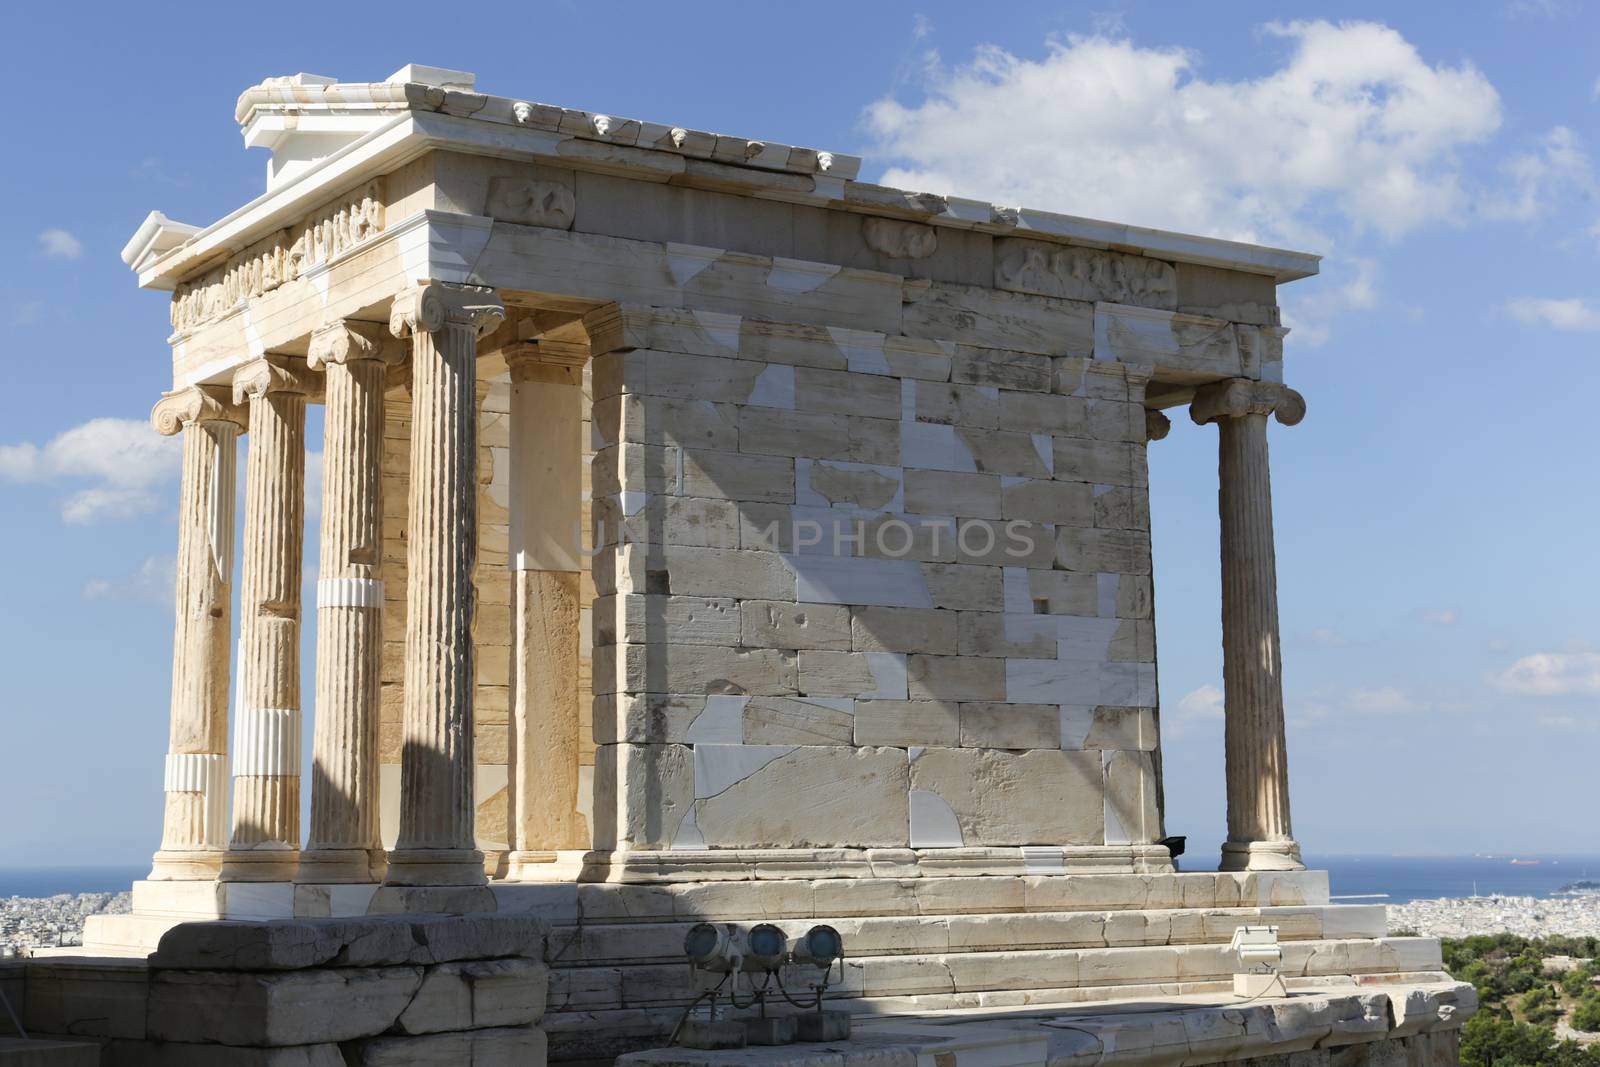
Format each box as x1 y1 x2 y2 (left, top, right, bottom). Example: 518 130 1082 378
1570 992 1600 1033
1520 986 1560 1025
1561 969 1589 998
1461 1012 1554 1067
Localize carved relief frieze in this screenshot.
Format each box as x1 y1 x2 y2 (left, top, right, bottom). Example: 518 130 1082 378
862 217 938 259
996 238 1177 309
485 177 576 230
169 180 385 333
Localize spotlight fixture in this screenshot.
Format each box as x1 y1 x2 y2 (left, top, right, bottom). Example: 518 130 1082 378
789 924 844 969
785 925 851 1042
676 923 748 1051
745 923 788 972
1228 925 1286 999
683 922 737 972
672 922 854 1049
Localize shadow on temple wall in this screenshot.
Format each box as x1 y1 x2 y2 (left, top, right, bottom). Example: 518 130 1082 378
583 364 1164 855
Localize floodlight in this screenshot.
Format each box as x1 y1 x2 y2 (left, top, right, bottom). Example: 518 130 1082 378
789 925 844 969
683 922 739 972
745 923 788 972
1228 924 1286 999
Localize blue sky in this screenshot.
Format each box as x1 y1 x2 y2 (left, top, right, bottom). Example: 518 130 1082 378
2 1 1596 866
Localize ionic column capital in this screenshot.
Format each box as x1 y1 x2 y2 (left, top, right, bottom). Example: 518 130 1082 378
307 320 403 371
389 283 505 341
151 385 246 436
233 355 318 405
1189 379 1306 428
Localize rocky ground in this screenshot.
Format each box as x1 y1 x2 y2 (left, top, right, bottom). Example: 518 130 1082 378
1 891 130 954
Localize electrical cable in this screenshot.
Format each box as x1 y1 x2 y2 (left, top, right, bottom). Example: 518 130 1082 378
667 973 728 1046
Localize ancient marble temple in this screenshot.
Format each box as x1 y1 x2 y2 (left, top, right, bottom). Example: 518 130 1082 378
59 63 1473 1063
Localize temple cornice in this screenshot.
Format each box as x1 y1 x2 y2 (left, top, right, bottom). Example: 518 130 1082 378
130 70 1320 298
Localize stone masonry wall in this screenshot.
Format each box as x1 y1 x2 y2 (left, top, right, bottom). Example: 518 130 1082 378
22 914 549 1065
588 306 1163 851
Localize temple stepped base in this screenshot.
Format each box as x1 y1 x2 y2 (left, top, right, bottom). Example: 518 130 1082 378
56 868 1471 1063
0 1038 101 1066
617 983 1472 1067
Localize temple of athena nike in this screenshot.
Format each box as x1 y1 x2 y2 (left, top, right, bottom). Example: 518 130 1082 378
4 64 1473 1066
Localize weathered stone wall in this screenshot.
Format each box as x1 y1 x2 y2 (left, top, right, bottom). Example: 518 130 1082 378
586 306 1163 851
21 914 549 1065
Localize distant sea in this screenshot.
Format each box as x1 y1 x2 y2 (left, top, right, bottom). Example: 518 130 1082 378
1190 854 1600 905
4 855 1600 904
0 866 145 898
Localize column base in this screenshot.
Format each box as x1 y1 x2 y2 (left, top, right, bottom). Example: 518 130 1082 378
382 847 487 887
295 847 387 884
218 847 301 882
1219 839 1305 872
148 848 225 880
501 849 588 882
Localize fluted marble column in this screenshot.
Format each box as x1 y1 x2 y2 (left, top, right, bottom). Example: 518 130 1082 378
149 386 246 879
384 283 504 887
503 341 588 878
221 355 316 882
1191 377 1307 873
297 322 400 884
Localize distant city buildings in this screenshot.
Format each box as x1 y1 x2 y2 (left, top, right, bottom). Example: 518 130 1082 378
1388 893 1600 939
1 892 129 953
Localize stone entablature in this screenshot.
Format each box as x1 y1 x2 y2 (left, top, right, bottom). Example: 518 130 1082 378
136 67 1313 385
169 180 384 333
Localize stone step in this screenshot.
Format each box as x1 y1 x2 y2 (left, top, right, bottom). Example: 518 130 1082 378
544 934 1439 1014
544 903 1387 966
492 868 1333 926
0 1038 101 1066
542 969 1464 1064
73 913 179 956
613 979 1475 1067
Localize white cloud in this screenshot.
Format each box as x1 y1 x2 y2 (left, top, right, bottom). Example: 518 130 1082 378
38 229 82 260
1347 686 1422 715
1177 684 1223 718
1481 126 1594 222
911 13 932 41
1421 609 1458 625
0 417 180 524
865 21 1502 247
1307 626 1347 647
1491 652 1600 696
1536 713 1599 732
1505 0 1570 16
6 299 42 328
1166 683 1224 738
1505 297 1600 331
1282 256 1380 346
82 555 176 605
